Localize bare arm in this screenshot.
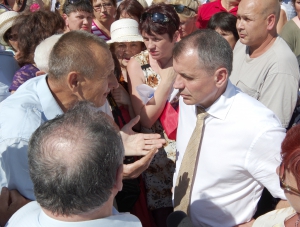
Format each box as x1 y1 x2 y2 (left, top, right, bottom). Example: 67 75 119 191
111 84 136 120
0 187 30 227
127 57 176 128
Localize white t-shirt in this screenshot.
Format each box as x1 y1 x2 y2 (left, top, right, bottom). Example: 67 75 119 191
174 81 286 226
6 201 142 227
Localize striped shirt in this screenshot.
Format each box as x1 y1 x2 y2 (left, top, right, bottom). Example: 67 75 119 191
91 20 110 41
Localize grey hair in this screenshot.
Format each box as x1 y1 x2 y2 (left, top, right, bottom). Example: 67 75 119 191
28 101 124 215
173 29 233 76
48 30 110 80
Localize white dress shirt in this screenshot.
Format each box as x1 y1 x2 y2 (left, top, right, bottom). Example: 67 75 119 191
0 75 112 200
173 81 286 226
6 201 142 227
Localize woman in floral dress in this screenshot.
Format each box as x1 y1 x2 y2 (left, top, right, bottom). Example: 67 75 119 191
127 3 180 227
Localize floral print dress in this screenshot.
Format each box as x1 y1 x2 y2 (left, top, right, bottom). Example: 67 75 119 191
134 50 178 210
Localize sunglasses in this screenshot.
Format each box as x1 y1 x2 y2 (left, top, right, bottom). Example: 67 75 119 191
172 4 196 14
279 163 300 196
140 12 170 24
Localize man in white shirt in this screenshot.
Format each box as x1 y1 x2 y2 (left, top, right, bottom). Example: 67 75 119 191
172 29 286 226
5 101 142 227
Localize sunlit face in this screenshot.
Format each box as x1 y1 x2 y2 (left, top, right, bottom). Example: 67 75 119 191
178 14 197 39
215 27 237 49
142 31 176 61
173 49 219 108
114 41 143 67
236 0 268 49
93 0 116 23
119 11 139 23
295 0 300 17
80 46 118 107
64 11 93 32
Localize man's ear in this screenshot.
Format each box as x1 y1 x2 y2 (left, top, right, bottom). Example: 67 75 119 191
66 71 80 93
62 13 68 26
115 164 123 192
214 67 228 88
267 14 276 30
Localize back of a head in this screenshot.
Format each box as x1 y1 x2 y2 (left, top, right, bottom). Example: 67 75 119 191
139 3 180 40
28 101 124 215
207 12 239 42
34 34 63 73
13 10 65 66
48 30 109 80
116 0 145 20
281 124 300 191
173 29 233 76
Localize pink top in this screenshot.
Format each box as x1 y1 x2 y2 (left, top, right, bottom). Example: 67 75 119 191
91 20 110 41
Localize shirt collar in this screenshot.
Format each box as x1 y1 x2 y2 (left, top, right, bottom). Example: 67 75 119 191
205 80 237 120
38 207 138 227
36 74 63 120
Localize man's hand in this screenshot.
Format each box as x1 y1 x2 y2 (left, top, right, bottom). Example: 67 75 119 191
120 115 165 156
123 148 157 179
234 218 255 227
0 187 30 227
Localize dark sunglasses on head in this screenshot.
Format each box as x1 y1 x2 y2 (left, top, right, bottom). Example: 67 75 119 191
140 12 170 24
279 163 300 196
172 4 196 14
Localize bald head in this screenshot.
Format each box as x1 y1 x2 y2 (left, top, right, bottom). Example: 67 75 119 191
240 0 280 23
28 101 124 215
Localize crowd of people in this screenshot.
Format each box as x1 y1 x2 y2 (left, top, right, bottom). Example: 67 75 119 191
0 0 300 226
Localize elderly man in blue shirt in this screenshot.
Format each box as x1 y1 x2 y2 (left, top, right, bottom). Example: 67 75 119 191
0 31 164 209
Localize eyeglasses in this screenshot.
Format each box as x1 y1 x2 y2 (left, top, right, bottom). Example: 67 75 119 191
93 2 113 11
172 4 196 14
140 12 170 24
279 163 300 196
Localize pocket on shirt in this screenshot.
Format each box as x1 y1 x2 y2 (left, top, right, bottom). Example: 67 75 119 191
236 80 260 99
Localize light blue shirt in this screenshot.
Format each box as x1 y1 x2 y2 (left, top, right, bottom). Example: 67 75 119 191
0 50 19 102
0 75 63 200
0 74 113 200
6 201 142 227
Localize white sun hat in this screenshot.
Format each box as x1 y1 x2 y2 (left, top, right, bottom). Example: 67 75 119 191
107 18 144 44
0 11 19 46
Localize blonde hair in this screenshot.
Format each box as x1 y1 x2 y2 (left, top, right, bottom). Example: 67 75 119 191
165 0 200 17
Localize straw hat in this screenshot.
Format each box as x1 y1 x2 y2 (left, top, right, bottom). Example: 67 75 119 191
0 11 19 45
107 18 143 44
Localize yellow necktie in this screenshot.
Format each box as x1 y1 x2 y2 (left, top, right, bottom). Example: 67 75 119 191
174 106 208 215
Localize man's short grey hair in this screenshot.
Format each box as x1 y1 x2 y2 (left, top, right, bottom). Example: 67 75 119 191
173 29 233 76
28 101 124 215
48 30 110 80
34 34 62 73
